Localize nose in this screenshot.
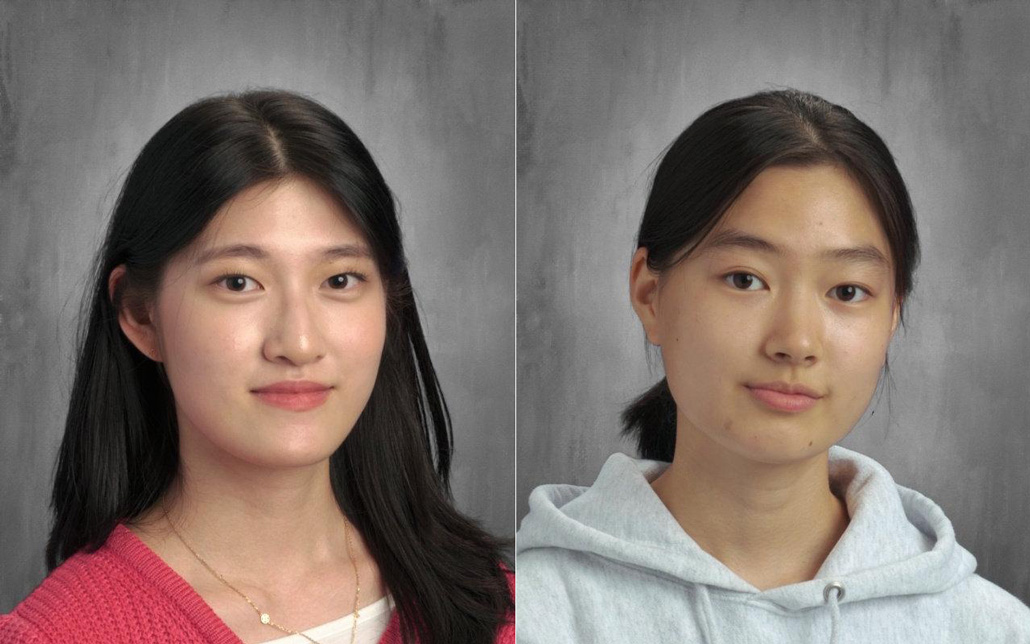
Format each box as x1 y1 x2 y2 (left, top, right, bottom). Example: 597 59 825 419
262 290 326 366
762 289 822 367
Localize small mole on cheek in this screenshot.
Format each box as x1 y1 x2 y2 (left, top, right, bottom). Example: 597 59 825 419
723 419 732 432
808 440 813 446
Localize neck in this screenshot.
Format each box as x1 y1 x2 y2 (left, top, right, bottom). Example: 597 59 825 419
651 413 849 590
134 427 354 584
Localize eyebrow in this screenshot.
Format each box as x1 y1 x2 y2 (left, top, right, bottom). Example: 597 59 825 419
700 229 890 268
194 243 373 265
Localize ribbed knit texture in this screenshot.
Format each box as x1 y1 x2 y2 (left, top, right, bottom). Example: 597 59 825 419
0 525 514 644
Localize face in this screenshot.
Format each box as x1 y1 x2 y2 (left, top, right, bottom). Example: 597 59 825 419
631 165 898 465
119 176 387 469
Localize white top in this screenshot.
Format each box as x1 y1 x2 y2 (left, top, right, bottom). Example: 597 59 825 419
261 595 394 644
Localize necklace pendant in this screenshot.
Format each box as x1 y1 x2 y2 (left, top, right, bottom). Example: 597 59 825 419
260 613 271 625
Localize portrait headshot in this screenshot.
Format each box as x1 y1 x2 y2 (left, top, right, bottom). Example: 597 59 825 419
3 0 1030 642
515 0 1030 642
0 1 514 643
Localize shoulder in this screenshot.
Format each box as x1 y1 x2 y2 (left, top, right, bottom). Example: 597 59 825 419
514 549 593 643
488 566 516 644
495 567 514 643
1 526 235 643
516 545 616 598
0 612 46 644
922 572 1030 638
1 539 140 640
943 572 1030 634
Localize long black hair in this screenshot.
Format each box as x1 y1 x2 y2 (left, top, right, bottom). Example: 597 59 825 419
47 90 511 643
622 89 920 462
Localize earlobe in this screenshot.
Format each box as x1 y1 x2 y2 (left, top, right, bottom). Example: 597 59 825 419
108 265 163 362
629 247 662 346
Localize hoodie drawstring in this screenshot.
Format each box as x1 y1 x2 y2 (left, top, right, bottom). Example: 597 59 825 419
823 581 845 644
698 585 719 644
699 581 844 643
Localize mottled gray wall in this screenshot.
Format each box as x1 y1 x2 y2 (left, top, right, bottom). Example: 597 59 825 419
517 0 1030 604
0 0 514 611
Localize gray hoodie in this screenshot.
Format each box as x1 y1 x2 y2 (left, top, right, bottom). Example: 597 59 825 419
516 446 1030 643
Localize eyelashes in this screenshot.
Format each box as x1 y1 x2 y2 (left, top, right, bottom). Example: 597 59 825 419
725 272 764 291
722 272 872 303
213 272 369 294
324 273 368 290
218 274 259 293
830 284 870 303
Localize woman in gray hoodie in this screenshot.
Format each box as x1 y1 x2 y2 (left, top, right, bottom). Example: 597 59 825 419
516 89 1030 643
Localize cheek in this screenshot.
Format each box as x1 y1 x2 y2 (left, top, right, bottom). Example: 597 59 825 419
657 283 753 406
156 297 259 389
827 318 891 405
329 302 388 380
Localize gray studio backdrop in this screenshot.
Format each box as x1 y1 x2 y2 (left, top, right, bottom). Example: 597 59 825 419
0 0 514 612
517 0 1030 604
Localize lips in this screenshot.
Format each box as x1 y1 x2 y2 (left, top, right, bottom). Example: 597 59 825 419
252 381 332 411
746 381 823 413
253 381 331 394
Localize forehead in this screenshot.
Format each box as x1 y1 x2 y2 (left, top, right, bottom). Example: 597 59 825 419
196 176 367 250
708 165 889 259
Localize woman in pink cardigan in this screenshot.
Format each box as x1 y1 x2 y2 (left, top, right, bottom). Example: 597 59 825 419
0 90 512 644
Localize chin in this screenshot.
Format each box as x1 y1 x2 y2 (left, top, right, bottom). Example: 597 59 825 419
736 443 828 466
716 419 832 466
229 432 348 470
245 447 338 470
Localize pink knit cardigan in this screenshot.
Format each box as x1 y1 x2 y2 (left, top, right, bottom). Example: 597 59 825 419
0 525 514 643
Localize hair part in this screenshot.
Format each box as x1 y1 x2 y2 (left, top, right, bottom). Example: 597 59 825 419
623 89 920 462
48 90 511 643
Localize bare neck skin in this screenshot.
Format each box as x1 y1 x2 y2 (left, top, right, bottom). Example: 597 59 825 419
651 410 850 591
129 424 384 631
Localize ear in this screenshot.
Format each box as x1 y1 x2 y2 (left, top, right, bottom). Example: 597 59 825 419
629 247 663 346
890 297 902 337
108 265 163 362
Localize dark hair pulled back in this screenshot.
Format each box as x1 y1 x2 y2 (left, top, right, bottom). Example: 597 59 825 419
622 89 919 462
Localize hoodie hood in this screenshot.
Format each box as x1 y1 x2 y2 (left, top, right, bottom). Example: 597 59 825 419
516 446 996 643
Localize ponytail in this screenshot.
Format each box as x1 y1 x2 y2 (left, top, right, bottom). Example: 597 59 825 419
620 378 677 462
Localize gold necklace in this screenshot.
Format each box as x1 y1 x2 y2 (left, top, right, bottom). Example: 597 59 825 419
163 508 362 644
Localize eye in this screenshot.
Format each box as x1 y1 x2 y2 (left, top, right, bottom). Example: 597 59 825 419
217 274 261 293
324 272 366 290
830 284 871 303
724 272 766 291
